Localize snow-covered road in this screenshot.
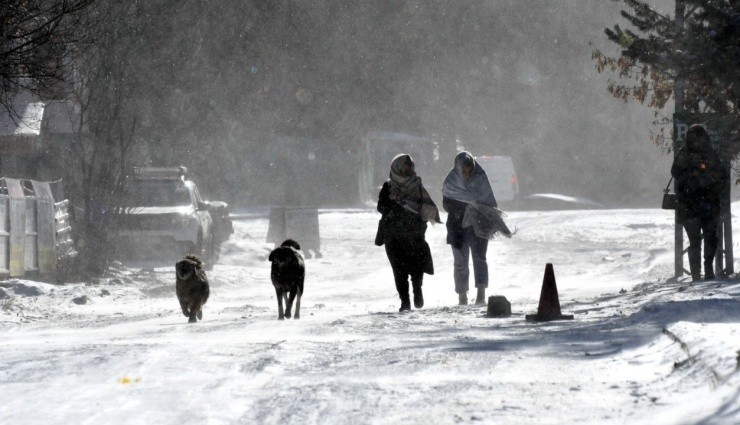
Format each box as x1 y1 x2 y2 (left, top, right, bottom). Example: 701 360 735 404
1 207 738 424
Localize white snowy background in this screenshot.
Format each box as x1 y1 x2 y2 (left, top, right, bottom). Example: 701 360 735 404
1 206 738 424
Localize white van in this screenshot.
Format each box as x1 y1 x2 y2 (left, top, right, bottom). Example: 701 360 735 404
475 155 519 207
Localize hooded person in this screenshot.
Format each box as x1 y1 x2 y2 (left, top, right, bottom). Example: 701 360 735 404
671 124 728 281
376 154 441 312
442 151 511 306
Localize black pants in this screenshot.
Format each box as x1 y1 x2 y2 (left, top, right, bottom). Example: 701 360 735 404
683 215 720 279
384 239 423 301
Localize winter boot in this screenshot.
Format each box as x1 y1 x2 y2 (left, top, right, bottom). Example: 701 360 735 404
458 292 468 306
412 276 424 308
689 256 702 282
413 287 424 308
475 287 486 305
399 293 411 312
704 261 715 280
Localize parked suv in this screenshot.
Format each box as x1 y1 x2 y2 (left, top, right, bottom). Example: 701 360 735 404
476 155 519 208
114 167 233 267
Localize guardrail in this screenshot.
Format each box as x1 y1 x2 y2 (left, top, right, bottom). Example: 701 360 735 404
0 178 77 280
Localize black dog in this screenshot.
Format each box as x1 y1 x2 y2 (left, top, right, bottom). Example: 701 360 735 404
175 254 210 323
268 239 305 320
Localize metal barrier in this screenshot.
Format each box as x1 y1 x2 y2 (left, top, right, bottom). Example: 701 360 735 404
0 178 77 280
54 199 77 265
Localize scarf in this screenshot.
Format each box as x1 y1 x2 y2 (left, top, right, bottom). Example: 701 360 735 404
442 151 511 239
388 154 441 224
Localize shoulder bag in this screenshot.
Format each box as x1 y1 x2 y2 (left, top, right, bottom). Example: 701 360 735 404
662 177 676 210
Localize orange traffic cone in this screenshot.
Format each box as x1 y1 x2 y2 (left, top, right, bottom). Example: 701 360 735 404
525 263 574 322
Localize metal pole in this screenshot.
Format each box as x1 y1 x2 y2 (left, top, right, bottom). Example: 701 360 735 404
716 216 724 274
722 164 734 275
674 0 685 279
723 213 734 275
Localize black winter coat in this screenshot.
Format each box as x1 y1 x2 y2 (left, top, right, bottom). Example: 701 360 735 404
376 182 434 275
671 145 728 221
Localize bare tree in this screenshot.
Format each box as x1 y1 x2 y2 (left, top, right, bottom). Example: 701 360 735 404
60 1 151 274
0 0 94 116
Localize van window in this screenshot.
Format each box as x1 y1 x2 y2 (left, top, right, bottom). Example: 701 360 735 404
476 156 519 203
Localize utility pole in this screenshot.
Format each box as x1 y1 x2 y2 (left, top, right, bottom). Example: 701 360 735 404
674 0 685 278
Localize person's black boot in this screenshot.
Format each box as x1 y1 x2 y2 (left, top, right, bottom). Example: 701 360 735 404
413 287 424 308
689 256 702 282
458 292 468 305
411 277 424 308
399 293 411 312
704 261 715 280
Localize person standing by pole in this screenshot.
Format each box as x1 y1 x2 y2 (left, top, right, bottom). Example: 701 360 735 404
442 151 511 306
671 124 728 281
376 154 441 312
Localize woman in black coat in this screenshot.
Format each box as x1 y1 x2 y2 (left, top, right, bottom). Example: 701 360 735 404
376 154 441 311
671 124 728 281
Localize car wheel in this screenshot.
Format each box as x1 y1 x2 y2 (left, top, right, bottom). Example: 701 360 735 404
193 230 204 258
201 228 215 271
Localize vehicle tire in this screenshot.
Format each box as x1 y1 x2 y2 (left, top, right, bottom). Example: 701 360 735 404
204 243 214 270
193 230 204 259
200 228 215 271
212 237 221 264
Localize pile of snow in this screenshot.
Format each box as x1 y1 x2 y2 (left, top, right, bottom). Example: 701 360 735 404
0 207 737 424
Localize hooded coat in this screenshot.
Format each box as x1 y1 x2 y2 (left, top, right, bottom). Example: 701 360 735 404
442 152 510 248
375 154 436 275
671 142 727 221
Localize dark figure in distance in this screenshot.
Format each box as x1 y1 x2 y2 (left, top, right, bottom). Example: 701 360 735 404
175 254 210 323
268 239 305 320
671 124 729 281
376 154 441 312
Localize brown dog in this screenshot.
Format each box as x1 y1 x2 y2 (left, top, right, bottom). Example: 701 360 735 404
175 254 210 323
268 239 305 320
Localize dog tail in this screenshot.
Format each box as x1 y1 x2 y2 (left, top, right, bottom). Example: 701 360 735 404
280 239 301 251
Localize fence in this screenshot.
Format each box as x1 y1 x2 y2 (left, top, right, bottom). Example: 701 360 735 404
0 178 77 280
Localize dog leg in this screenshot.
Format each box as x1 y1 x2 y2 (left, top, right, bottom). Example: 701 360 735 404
285 290 296 319
179 300 190 317
188 312 197 323
190 300 203 321
294 290 301 319
276 288 285 320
